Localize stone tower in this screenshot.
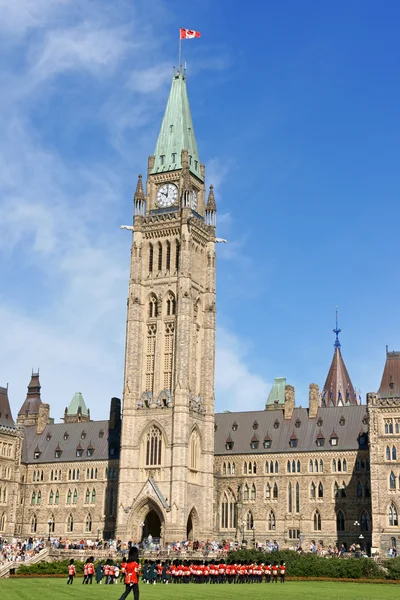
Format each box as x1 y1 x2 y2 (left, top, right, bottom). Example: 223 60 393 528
117 70 216 543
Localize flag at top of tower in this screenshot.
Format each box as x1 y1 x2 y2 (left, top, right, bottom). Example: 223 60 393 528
180 28 201 39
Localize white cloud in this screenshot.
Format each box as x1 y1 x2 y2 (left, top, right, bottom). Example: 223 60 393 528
128 63 172 94
215 326 270 412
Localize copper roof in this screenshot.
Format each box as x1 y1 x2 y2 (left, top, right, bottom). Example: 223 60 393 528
378 350 400 399
0 385 15 427
18 372 43 416
321 348 358 406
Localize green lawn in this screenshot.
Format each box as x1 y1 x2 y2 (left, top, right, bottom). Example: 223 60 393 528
1 580 400 600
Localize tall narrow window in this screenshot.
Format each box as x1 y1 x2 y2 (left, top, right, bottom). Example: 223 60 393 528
85 514 92 532
251 484 256 500
387 446 391 460
275 460 279 473
319 459 324 472
288 482 292 513
273 483 278 499
318 482 323 498
246 511 253 530
393 446 397 460
166 241 171 271
337 510 345 531
295 481 300 513
268 510 276 531
55 490 59 505
265 483 271 499
67 514 74 533
265 461 269 474
310 482 316 499
389 503 398 526
297 460 301 473
287 460 291 473
332 459 336 472
146 324 157 392
149 295 158 318
73 489 78 504
390 472 396 490
36 491 41 504
49 490 54 505
166 293 176 316
85 488 90 503
175 241 180 271
309 459 313 473
360 510 370 531
164 322 174 390
357 481 363 497
149 244 153 273
146 426 162 466
315 459 318 472
221 489 236 529
244 484 249 500
334 482 339 498
158 242 163 272
314 510 321 531
31 515 37 533
343 459 347 472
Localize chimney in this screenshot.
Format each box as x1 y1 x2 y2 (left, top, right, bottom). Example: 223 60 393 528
109 397 121 430
37 403 50 434
284 385 295 420
309 383 319 419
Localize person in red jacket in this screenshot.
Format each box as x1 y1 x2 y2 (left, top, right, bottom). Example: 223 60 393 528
67 558 76 585
87 557 95 584
118 546 140 600
272 562 278 583
279 561 286 583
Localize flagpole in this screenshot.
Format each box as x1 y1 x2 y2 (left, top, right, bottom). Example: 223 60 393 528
178 30 182 72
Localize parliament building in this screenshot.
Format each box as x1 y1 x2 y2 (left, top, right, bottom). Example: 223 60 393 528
1 69 399 556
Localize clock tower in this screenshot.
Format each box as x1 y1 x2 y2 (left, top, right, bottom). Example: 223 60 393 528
117 70 217 543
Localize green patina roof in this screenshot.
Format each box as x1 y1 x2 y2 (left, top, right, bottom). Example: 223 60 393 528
151 72 203 180
67 392 88 416
265 377 286 407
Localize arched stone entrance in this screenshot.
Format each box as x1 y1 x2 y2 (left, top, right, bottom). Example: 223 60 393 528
142 509 161 541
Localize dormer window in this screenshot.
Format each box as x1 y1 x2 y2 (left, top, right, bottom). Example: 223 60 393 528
225 434 234 451
64 432 69 440
214 423 218 432
195 160 198 170
55 449 62 458
359 433 367 447
252 421 259 430
289 433 298 448
295 419 301 428
172 152 177 163
362 415 368 425
189 155 192 165
339 416 345 426
34 451 41 460
250 434 259 450
330 436 338 446
46 433 52 441
160 155 165 166
274 420 280 430
232 422 238 431
317 418 323 427
264 434 272 449
99 429 104 438
316 433 325 447
76 445 83 458
87 448 94 457
81 431 86 440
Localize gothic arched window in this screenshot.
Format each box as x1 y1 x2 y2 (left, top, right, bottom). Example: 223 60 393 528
92 488 96 504
189 429 200 472
357 481 363 497
386 446 391 460
265 483 271 499
244 462 247 475
31 491 36 505
360 510 370 531
336 510 345 531
166 240 171 271
148 295 158 318
310 482 316 499
221 489 236 529
338 459 342 472
243 484 249 501
315 459 318 472
149 243 153 273
146 426 162 466
309 459 313 473
73 489 78 504
332 459 336 472
341 482 347 498
292 460 296 473
343 459 347 472
223 463 226 475
287 460 291 473
393 446 397 461
85 514 92 532
270 460 274 473
166 292 176 316
295 481 300 513
0 512 5 532
265 461 269 474
246 510 254 530
31 514 37 533
273 483 278 499
318 482 323 498
175 240 180 271
334 481 339 498
49 490 54 505
85 488 90 504
275 460 279 473
319 459 324 472
389 503 399 526
288 482 293 513
313 510 321 531
297 460 301 473
268 510 276 531
251 484 256 500
365 482 370 498
390 472 396 490
67 514 74 533
157 242 163 272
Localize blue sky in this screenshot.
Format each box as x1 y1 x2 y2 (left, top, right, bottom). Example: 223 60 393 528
1 0 399 421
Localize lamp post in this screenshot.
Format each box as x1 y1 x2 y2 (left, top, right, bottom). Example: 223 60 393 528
47 518 53 542
241 520 245 546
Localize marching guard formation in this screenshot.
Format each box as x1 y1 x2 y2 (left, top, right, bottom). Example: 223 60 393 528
67 557 287 589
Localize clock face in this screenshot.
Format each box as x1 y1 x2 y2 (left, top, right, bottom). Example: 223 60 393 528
191 190 198 211
156 183 178 208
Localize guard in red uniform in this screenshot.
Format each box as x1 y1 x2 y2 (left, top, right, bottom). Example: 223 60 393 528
279 561 286 583
118 546 140 600
272 562 278 583
67 559 76 584
264 562 271 583
87 557 94 584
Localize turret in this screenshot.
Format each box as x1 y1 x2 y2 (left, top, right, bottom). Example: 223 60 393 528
133 174 146 216
205 185 216 226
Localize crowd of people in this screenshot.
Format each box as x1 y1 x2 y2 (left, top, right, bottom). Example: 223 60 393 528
0 536 45 565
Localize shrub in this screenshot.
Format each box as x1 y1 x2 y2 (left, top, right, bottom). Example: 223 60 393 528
384 557 400 580
227 549 383 579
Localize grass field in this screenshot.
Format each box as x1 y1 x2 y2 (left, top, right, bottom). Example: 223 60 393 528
1 580 400 600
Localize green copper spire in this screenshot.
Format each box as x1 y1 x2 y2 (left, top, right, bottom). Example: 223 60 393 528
265 377 286 409
67 392 88 416
151 72 203 180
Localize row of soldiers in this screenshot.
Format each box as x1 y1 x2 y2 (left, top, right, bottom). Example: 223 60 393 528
141 560 287 584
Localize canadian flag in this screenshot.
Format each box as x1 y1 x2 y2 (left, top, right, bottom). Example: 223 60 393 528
180 28 201 39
